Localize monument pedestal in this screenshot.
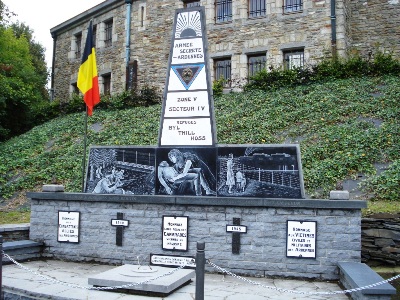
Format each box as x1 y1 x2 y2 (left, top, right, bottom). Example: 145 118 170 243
88 264 195 296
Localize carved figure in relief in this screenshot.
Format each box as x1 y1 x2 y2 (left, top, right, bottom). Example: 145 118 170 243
226 153 235 193
168 149 216 196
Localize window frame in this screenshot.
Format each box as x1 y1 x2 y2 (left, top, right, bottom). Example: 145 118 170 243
183 0 201 8
214 57 232 87
283 48 304 70
75 33 82 59
102 73 111 95
71 82 80 95
249 0 266 18
104 19 113 47
283 0 303 14
215 0 233 23
92 24 97 48
247 53 267 77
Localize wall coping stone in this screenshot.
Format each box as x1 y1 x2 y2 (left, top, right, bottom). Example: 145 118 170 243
330 190 350 200
3 240 43 250
0 223 30 233
338 261 396 295
26 192 367 209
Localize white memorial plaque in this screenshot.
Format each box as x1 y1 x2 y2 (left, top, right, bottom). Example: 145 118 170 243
160 118 213 146
286 220 316 258
226 225 247 233
150 254 196 268
171 38 204 65
111 219 129 227
162 216 188 251
58 211 80 243
164 91 210 118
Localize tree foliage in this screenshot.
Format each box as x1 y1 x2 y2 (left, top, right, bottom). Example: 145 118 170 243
0 0 49 141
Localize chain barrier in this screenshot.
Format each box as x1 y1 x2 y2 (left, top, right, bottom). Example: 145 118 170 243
2 251 186 291
207 259 400 295
3 251 400 295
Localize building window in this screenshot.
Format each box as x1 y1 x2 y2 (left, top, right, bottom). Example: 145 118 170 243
92 24 97 48
141 6 145 27
248 54 266 77
184 0 201 7
71 83 79 95
283 0 303 13
216 0 232 23
104 19 113 47
75 33 82 59
102 73 111 95
249 0 266 18
283 49 304 69
214 58 231 87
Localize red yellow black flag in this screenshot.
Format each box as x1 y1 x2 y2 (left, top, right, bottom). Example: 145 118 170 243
77 20 100 116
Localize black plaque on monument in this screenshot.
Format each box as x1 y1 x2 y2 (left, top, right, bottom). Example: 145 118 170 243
217 145 305 198
156 147 217 196
85 146 156 195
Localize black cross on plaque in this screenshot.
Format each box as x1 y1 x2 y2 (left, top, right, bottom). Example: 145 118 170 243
226 218 247 254
111 212 129 246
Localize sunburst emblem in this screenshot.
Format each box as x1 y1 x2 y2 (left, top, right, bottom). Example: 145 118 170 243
175 11 202 38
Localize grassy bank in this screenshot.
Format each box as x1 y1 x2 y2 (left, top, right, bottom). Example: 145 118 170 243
0 75 399 224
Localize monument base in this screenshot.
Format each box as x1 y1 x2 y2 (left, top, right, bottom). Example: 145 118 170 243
88 264 195 296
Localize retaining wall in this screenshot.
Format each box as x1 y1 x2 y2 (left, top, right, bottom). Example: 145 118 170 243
27 192 366 280
0 224 30 242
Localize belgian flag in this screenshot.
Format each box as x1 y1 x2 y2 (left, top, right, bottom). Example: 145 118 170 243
77 20 100 116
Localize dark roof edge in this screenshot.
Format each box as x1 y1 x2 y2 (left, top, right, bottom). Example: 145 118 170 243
50 0 122 35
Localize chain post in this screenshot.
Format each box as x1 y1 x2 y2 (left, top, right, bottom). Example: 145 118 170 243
195 241 205 300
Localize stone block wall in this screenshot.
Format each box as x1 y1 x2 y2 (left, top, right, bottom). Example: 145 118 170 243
0 224 30 242
362 213 400 266
51 0 400 103
347 0 400 58
28 192 366 280
51 0 338 102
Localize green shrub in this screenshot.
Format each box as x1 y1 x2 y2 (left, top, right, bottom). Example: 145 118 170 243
212 76 225 97
30 100 62 126
361 160 400 201
371 52 400 75
244 51 400 92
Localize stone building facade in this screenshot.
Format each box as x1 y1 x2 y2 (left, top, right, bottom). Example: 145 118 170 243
50 0 400 103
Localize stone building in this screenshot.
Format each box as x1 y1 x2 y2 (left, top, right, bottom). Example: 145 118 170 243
49 0 400 102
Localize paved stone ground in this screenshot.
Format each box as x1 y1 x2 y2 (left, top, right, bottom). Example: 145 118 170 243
1 260 350 299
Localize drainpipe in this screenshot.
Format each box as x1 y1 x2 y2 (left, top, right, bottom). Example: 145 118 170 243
50 32 57 101
331 0 337 59
125 0 133 68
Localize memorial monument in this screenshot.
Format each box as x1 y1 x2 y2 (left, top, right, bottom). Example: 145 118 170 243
27 6 366 293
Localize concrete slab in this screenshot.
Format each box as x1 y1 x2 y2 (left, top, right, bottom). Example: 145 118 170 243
88 264 195 296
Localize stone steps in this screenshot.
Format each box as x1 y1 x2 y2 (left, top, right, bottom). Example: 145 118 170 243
2 240 44 265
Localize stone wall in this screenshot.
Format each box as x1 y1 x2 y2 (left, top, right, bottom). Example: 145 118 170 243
362 213 400 266
52 0 338 102
51 0 400 103
0 224 30 242
347 0 400 58
27 192 366 280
